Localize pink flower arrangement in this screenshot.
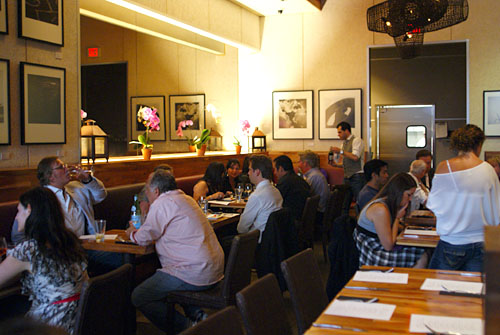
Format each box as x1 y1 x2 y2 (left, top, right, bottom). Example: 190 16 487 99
80 109 87 119
176 120 195 145
240 120 251 136
129 106 160 148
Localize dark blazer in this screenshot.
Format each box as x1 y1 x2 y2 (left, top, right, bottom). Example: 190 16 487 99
276 171 311 223
420 168 435 189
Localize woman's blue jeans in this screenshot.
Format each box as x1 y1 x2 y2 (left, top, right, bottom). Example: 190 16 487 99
429 240 484 272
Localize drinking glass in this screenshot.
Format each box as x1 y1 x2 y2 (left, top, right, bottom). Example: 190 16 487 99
0 237 7 261
244 183 253 198
235 184 244 202
198 196 208 214
93 220 107 243
68 164 94 179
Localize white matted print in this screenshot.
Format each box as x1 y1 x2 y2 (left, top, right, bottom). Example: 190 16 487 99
169 94 205 141
319 89 362 139
272 90 314 139
484 90 500 137
0 59 10 144
19 0 63 45
130 96 166 141
0 0 8 34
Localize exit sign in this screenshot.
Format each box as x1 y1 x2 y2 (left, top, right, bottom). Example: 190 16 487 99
87 47 100 58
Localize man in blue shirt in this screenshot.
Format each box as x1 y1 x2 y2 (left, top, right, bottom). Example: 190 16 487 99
357 159 389 212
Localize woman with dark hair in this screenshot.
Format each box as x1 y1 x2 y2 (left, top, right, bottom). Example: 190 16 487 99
0 187 88 334
193 162 227 202
222 159 243 193
355 173 426 268
428 124 500 271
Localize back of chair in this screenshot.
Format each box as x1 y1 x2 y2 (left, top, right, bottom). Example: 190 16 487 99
281 249 329 334
221 230 260 304
179 306 244 335
74 264 133 335
298 195 320 249
236 274 293 335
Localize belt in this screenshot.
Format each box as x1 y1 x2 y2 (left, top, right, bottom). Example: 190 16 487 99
52 293 81 305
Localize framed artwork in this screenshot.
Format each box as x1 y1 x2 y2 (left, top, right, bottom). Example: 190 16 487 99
131 96 166 141
483 90 500 137
169 94 206 141
272 90 314 139
18 0 63 45
0 0 8 34
318 89 362 139
0 59 10 145
21 62 66 144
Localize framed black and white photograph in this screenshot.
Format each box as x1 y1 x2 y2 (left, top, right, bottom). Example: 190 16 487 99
484 90 500 137
0 59 10 145
318 88 362 139
18 0 63 45
169 94 205 141
21 62 65 144
272 90 314 139
0 0 8 34
131 96 166 141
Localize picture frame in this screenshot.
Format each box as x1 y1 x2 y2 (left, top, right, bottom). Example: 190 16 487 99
21 62 66 145
131 96 166 142
18 0 63 46
272 90 314 140
483 90 500 137
169 94 206 141
318 88 362 139
0 59 10 145
0 0 8 34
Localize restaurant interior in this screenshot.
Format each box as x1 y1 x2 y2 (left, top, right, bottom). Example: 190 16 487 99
1 0 500 334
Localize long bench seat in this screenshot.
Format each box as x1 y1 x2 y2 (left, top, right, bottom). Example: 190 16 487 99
0 174 203 242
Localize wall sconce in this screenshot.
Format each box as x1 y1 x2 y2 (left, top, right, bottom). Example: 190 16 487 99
209 128 223 151
81 119 109 163
206 103 221 123
251 127 266 152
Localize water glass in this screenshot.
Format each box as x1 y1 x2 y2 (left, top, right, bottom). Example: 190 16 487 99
199 196 209 214
244 183 253 198
93 219 107 243
235 184 244 202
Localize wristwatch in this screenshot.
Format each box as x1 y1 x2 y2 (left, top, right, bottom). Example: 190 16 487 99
340 150 344 155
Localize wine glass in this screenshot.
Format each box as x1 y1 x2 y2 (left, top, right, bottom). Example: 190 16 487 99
244 183 253 199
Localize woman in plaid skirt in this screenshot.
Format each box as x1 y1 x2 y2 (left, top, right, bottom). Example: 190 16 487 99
354 173 426 268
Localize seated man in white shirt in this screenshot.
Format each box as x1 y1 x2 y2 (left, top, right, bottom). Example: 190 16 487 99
237 155 283 242
408 159 430 213
126 170 224 333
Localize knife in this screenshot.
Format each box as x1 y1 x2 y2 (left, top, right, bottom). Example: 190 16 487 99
344 286 389 291
312 323 366 332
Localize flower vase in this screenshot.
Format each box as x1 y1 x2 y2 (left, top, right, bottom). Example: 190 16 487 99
196 144 207 156
235 145 242 155
142 147 153 160
189 145 196 152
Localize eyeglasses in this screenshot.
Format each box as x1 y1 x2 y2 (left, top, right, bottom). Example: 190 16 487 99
52 163 67 171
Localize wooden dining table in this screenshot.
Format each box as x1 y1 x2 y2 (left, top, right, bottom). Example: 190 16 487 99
404 210 436 227
396 227 439 248
306 266 483 334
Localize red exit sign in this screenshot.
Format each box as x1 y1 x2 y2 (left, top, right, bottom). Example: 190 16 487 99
87 47 100 58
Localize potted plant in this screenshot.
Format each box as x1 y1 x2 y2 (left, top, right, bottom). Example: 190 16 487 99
129 106 160 160
193 128 211 156
176 120 196 152
233 136 242 154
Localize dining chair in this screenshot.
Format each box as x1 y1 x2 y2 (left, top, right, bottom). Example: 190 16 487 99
321 185 348 262
296 195 320 250
178 306 244 335
74 263 133 335
281 248 329 334
236 273 293 335
165 230 260 335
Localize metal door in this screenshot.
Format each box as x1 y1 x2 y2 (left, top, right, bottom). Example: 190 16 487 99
376 105 434 175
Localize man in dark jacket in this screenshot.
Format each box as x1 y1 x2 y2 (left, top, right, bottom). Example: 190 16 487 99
273 155 311 223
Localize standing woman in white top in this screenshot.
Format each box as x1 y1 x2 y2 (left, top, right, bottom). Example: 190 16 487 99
427 124 500 271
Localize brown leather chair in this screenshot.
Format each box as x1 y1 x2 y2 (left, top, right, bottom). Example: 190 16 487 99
166 230 260 335
178 306 244 335
281 249 329 334
296 195 320 250
236 273 293 335
74 264 133 335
